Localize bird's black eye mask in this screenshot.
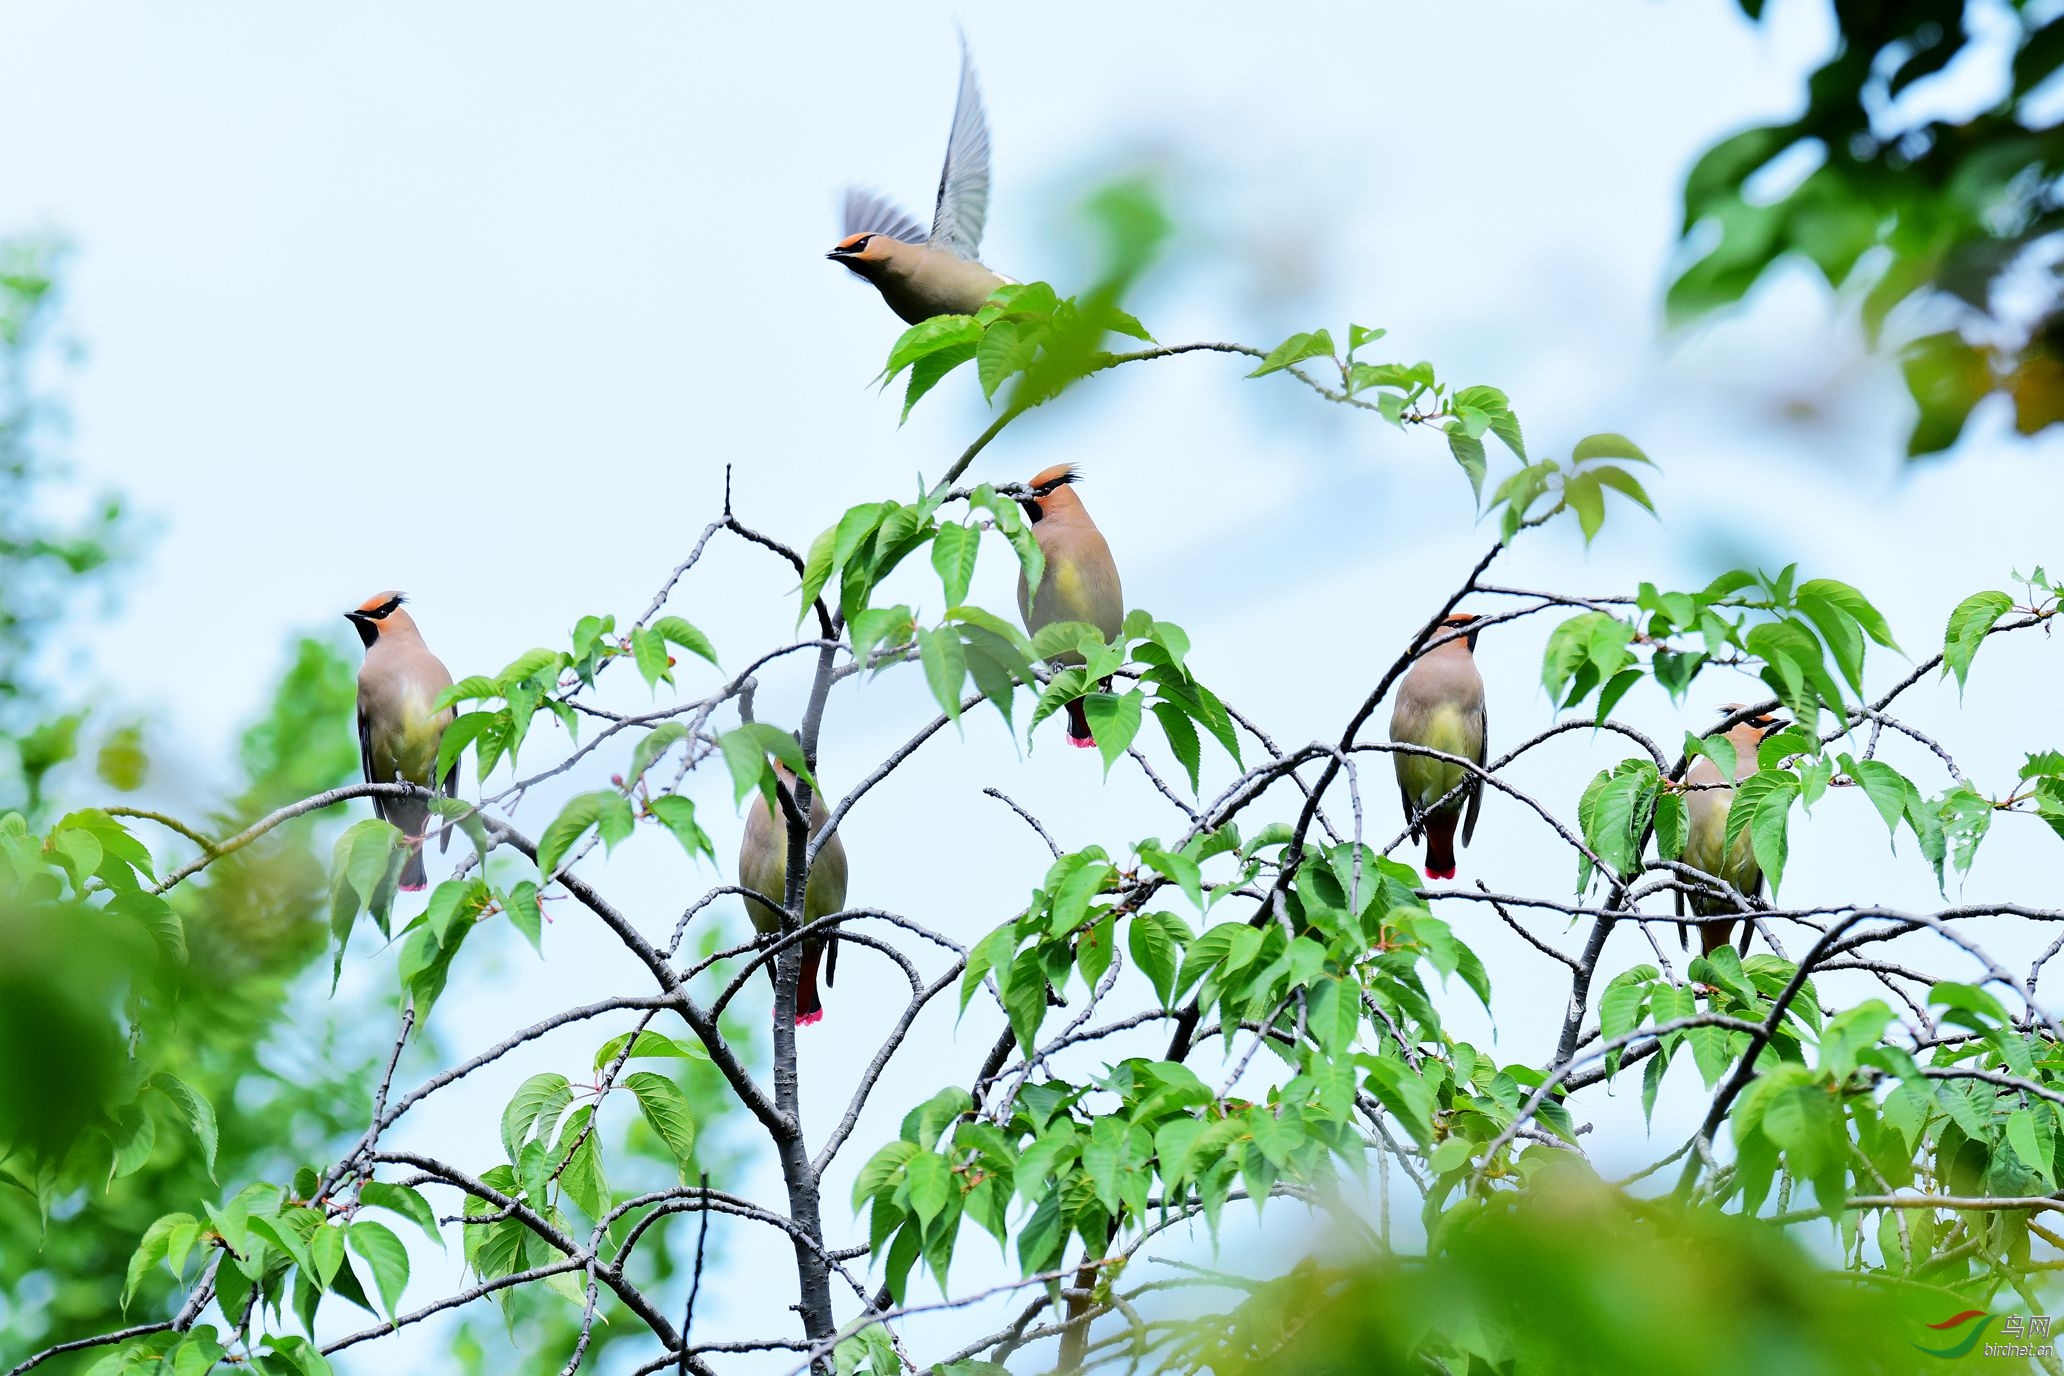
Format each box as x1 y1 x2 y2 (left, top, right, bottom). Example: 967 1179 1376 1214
829 235 873 257
1018 471 1077 523
346 595 406 645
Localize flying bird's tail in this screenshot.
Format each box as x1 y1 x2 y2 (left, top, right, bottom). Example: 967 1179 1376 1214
1065 698 1096 750
1422 811 1459 881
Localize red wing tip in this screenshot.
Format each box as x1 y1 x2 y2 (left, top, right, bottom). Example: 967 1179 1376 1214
400 881 428 893
1424 866 1456 881
1067 735 1097 749
795 1010 825 1027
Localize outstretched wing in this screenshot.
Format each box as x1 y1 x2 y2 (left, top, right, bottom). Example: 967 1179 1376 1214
358 708 390 825
842 186 928 245
928 36 992 260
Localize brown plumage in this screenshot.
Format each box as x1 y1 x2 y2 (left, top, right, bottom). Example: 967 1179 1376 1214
1678 708 1780 958
828 40 1014 324
1388 615 1487 880
737 762 849 1026
1015 465 1125 749
348 591 457 892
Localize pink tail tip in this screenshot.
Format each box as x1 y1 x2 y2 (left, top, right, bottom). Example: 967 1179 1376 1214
400 881 428 893
1068 734 1097 749
1425 866 1456 881
795 1009 825 1027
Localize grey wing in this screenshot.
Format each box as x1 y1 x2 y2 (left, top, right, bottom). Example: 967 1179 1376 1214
358 708 390 825
928 36 991 259
1460 699 1487 846
843 187 928 245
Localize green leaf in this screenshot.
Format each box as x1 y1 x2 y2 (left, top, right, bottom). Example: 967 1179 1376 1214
1129 913 1178 1007
347 1220 409 1319
1564 470 1607 543
649 794 714 863
501 1072 572 1160
536 791 635 877
1653 791 1688 860
652 615 718 666
1246 328 1335 378
1084 689 1144 774
358 1181 441 1248
1942 590 2012 692
884 314 983 382
930 523 979 608
593 1029 707 1070
124 1212 191 1307
904 341 979 420
1571 431 1651 464
717 724 815 805
147 1074 217 1181
554 1105 608 1220
624 1071 698 1172
917 624 968 723
1003 950 1049 1053
976 318 1042 399
1446 424 1487 502
630 626 671 689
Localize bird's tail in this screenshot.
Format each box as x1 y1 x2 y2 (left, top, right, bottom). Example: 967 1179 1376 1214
795 940 825 1027
391 799 431 891
1422 811 1459 881
1065 698 1096 750
1698 918 1748 960
399 840 429 892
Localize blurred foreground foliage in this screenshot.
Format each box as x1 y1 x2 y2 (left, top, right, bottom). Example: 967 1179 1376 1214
1676 1 2064 457
1195 1180 1947 1376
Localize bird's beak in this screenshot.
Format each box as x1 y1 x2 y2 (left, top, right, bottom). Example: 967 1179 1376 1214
825 248 850 260
343 611 366 625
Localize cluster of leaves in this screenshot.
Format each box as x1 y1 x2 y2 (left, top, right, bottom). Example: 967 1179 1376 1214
852 832 1561 1304
1598 950 1821 1116
802 488 1240 778
435 612 718 789
1674 2 2064 456
880 181 1173 424
0 809 218 1182
118 1171 431 1375
1567 567 2063 898
1174 1177 1930 1376
1545 566 1898 727
0 235 131 814
881 281 1153 420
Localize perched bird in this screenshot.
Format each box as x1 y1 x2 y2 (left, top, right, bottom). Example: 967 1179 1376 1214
1390 614 1487 880
347 592 457 892
738 762 849 1026
827 37 1014 324
1016 465 1125 749
1678 706 1781 957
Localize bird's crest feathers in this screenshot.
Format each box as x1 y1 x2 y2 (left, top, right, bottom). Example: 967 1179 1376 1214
1028 464 1078 494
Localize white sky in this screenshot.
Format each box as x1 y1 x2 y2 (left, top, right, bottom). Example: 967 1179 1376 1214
5 1 2062 1370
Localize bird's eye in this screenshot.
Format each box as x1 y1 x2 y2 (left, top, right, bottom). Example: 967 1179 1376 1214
371 596 403 619
844 235 872 253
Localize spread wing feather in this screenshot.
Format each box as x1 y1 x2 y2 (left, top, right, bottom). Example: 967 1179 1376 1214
928 37 992 259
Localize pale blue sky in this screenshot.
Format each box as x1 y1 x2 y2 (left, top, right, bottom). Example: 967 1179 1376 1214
5 1 2060 1370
